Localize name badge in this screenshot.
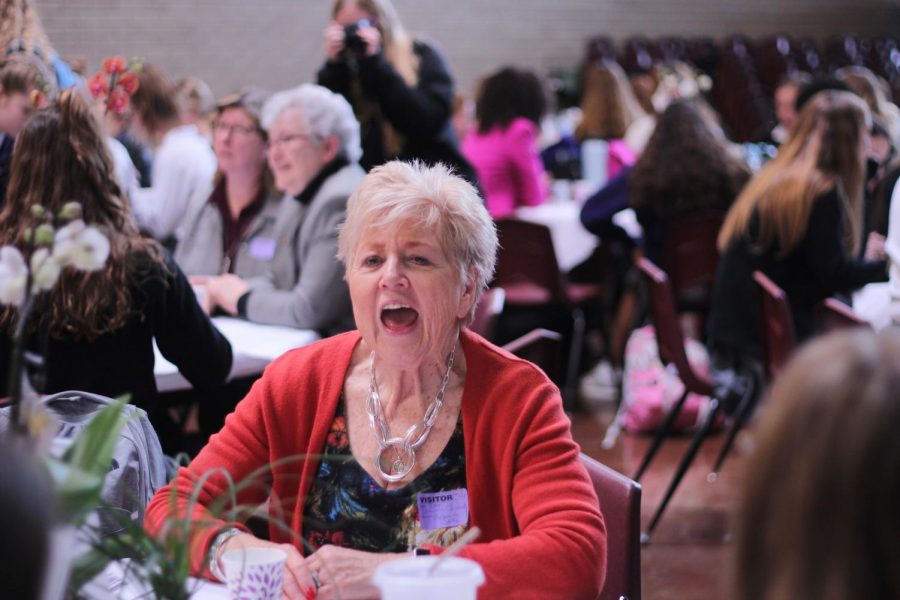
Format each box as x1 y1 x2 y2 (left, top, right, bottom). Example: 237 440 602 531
417 489 469 530
248 237 276 261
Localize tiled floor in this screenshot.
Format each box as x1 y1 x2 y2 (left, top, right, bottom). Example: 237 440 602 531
572 405 751 600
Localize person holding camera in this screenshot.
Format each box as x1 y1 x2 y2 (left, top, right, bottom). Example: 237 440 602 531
316 0 478 186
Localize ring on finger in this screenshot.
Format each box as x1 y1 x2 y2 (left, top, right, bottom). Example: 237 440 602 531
311 569 321 591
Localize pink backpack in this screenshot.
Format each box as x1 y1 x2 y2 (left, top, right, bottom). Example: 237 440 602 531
603 325 716 447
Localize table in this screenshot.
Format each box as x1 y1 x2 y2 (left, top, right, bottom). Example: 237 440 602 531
154 317 319 392
515 201 598 272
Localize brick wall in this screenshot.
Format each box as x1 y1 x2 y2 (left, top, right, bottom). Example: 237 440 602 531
38 0 900 98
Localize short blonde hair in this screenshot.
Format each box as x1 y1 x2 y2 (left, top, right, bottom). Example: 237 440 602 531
338 160 497 322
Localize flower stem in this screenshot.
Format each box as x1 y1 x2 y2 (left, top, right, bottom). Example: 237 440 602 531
8 291 35 436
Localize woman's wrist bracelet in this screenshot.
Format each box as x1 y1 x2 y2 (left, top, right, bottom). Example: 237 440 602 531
208 527 243 581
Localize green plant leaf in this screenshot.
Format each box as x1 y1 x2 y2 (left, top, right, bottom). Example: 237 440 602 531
44 457 104 518
62 399 127 476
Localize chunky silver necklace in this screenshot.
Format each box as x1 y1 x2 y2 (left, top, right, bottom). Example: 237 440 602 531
366 348 455 482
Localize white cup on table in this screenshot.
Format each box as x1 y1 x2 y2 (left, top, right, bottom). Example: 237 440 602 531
373 555 485 600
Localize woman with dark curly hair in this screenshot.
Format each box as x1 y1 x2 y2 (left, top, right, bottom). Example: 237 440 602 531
462 67 548 218
629 99 749 262
0 89 231 410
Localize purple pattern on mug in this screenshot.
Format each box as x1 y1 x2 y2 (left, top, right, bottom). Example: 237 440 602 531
226 559 284 600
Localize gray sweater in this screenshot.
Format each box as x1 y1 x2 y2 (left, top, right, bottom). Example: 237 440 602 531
174 181 283 280
242 163 364 334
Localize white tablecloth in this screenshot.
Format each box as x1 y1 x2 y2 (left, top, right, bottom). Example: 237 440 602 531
154 316 319 392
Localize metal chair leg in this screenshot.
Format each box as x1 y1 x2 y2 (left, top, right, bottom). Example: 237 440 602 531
708 388 758 481
642 398 722 544
633 388 690 481
563 307 587 411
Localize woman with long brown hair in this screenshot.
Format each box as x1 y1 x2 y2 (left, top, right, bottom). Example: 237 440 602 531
316 0 478 185
736 328 900 599
628 98 749 262
0 89 231 410
576 60 650 164
707 90 886 390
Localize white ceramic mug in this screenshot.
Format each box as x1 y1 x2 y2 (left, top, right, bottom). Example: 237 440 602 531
221 547 286 600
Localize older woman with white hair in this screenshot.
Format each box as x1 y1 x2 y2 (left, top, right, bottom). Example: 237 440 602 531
146 161 607 600
198 83 364 334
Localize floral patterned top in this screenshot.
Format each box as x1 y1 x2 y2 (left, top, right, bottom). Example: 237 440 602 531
302 397 469 553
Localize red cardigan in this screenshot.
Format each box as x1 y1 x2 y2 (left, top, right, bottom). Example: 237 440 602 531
145 329 607 599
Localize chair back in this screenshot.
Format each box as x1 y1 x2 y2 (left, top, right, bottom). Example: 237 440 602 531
580 453 642 600
817 297 871 332
752 271 797 380
468 287 505 342
493 218 565 305
502 328 563 382
660 210 726 312
636 257 713 396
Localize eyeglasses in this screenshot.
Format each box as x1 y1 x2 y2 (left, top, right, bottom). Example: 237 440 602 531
267 133 318 151
212 121 262 138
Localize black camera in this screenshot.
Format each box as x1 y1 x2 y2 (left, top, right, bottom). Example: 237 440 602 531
342 19 372 57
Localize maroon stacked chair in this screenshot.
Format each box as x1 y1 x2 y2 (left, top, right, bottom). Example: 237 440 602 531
816 297 872 332
752 271 798 381
468 287 505 343
581 454 642 600
492 218 603 408
659 210 727 322
633 258 726 542
502 328 563 384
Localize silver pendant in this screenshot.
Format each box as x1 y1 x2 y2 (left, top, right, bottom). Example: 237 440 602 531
376 440 415 482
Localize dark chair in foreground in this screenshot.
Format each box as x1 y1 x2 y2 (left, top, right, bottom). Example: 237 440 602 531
633 257 722 542
493 218 602 407
707 270 798 479
502 328 563 383
469 287 505 343
580 453 642 600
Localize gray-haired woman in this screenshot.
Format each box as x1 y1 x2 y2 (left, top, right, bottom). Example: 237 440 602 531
147 161 607 600
197 83 364 335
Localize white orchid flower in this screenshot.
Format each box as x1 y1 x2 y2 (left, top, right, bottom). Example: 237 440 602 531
52 220 109 271
0 245 27 306
70 226 110 271
52 219 86 267
30 248 61 292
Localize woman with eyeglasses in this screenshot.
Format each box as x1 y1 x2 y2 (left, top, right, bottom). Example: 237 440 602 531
195 84 364 335
175 87 282 282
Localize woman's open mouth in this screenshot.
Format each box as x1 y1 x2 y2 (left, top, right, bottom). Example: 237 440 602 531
380 304 418 332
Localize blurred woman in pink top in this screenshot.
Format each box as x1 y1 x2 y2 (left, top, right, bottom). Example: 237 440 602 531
462 67 548 218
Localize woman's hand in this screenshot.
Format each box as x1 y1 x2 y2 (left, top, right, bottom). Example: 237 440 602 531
865 231 886 262
324 22 346 62
217 532 318 600
306 546 403 600
205 273 250 315
357 23 382 57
